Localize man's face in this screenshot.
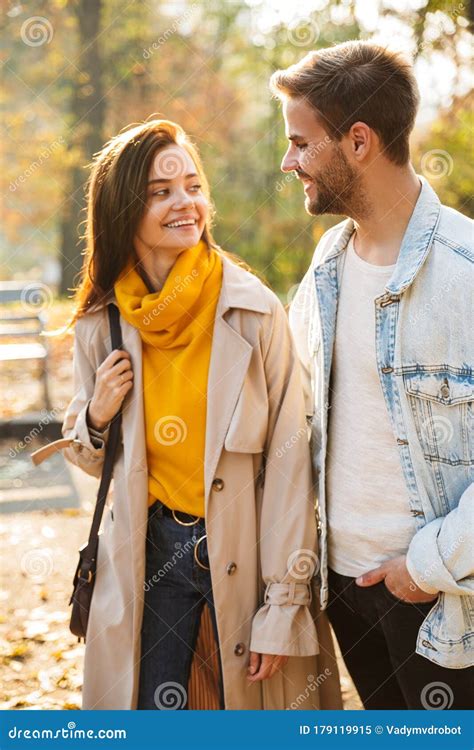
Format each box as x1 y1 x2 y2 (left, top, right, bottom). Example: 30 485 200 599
281 97 361 217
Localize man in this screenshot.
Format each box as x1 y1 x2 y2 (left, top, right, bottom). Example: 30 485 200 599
270 40 473 709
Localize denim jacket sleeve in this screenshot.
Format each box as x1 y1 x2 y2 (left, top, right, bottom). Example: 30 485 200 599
406 482 474 596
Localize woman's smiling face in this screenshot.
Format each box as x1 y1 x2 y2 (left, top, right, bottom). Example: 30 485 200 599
135 144 208 254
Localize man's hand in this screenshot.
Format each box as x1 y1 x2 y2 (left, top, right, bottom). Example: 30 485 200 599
247 652 289 682
355 555 439 604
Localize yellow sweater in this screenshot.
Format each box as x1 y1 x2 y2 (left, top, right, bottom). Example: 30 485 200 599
114 241 223 517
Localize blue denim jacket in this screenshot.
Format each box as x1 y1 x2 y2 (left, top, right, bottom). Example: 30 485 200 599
290 177 473 668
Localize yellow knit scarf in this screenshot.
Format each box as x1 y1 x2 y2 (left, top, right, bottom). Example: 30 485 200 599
114 241 223 516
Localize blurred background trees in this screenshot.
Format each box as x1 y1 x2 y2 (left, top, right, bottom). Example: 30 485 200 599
2 0 473 300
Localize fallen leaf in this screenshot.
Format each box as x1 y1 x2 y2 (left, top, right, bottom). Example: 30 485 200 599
23 621 49 639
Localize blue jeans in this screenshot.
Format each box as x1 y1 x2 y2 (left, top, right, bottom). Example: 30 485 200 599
137 500 224 710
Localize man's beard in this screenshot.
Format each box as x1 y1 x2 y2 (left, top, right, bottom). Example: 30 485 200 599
306 145 369 219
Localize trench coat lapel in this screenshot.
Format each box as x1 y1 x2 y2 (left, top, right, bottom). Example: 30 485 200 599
120 322 147 477
115 313 149 656
204 315 253 505
203 256 271 507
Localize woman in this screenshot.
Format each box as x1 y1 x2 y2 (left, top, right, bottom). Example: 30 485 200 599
34 119 341 710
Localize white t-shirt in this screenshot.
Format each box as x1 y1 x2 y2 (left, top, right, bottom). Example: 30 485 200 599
326 233 416 577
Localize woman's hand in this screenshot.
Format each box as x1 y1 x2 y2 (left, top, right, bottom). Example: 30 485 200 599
87 349 133 430
247 652 289 682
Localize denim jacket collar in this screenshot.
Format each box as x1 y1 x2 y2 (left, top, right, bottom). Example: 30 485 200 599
386 176 441 294
320 176 442 295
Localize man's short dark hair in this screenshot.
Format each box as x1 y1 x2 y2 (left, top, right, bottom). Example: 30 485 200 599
270 41 420 165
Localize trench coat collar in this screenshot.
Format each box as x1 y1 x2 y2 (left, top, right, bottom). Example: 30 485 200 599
88 253 272 510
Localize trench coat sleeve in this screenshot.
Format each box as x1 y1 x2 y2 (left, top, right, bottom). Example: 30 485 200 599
61 320 108 479
249 297 319 657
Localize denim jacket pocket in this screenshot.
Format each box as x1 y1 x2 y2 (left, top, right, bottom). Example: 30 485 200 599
403 370 473 466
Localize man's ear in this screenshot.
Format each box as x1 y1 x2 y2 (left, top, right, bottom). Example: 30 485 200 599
349 121 372 161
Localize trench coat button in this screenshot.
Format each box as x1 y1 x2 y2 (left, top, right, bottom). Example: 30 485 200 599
226 562 237 575
234 642 246 656
212 478 225 492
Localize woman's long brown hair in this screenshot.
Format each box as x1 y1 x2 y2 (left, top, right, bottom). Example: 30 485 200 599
66 118 237 330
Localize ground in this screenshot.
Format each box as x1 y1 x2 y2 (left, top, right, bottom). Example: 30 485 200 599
0 504 362 710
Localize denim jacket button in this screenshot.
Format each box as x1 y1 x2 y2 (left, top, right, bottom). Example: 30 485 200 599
440 383 450 399
380 295 399 307
381 366 394 374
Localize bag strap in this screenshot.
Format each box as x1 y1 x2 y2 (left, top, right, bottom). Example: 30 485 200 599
84 303 123 554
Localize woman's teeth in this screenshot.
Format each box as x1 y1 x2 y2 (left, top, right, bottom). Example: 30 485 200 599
164 220 197 228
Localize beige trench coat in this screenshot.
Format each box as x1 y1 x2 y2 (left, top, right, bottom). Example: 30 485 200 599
35 256 342 710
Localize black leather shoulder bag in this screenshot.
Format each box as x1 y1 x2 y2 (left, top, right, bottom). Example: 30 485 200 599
70 303 123 640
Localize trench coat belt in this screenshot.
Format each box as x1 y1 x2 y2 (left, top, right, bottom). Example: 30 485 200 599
30 438 84 466
264 581 312 606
